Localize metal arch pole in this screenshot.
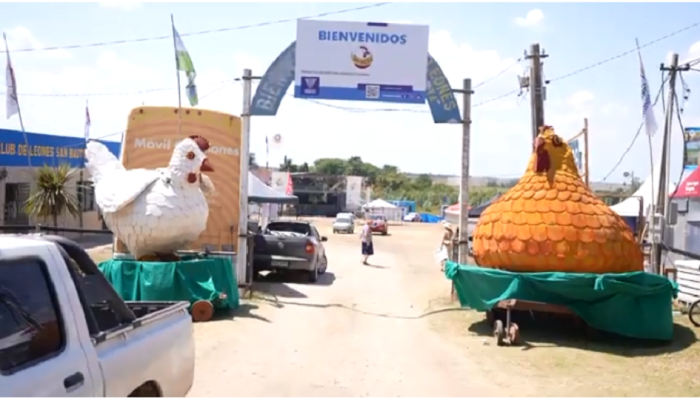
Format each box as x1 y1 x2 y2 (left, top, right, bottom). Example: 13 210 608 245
454 79 473 264
236 69 252 284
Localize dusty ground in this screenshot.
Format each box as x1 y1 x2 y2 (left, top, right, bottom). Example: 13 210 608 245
88 219 700 397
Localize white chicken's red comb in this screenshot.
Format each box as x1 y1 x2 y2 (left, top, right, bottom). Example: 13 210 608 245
189 135 210 152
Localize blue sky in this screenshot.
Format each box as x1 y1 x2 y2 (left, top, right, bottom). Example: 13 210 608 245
2 2 700 184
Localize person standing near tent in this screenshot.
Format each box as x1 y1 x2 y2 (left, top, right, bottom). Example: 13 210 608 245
360 214 374 265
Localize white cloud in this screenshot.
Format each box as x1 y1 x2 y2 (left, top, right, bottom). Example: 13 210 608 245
3 26 70 59
515 9 545 28
98 1 142 11
567 90 594 109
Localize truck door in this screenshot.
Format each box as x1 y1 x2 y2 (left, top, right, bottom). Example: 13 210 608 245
0 254 94 396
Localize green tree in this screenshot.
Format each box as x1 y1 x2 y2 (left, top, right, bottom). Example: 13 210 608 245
24 163 81 227
313 158 347 175
413 174 433 190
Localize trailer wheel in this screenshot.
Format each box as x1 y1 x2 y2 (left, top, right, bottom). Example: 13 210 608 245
191 300 214 322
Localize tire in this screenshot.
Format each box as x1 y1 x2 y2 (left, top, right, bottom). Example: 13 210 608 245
689 299 700 327
319 255 328 275
307 266 319 283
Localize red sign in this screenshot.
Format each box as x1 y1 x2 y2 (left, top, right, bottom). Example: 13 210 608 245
673 168 700 198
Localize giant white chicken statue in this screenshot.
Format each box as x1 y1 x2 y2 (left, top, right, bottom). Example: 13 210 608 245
85 135 216 261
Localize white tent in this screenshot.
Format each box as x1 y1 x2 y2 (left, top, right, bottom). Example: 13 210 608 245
364 199 403 223
610 163 678 217
248 172 297 204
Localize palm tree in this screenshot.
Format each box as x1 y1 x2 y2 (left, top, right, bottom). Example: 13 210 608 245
279 156 294 172
24 163 81 227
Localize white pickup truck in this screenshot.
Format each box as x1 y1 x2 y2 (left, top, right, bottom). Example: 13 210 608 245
0 235 195 397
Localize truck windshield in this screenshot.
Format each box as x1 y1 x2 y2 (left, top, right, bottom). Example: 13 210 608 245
266 223 312 236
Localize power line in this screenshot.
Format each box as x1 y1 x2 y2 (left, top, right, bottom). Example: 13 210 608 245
473 58 523 90
0 79 235 98
0 3 392 54
473 89 521 108
601 72 669 181
550 20 700 83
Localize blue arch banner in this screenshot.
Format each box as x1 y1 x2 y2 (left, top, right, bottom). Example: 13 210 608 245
250 41 462 124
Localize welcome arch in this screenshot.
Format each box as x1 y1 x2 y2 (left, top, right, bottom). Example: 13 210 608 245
249 41 463 124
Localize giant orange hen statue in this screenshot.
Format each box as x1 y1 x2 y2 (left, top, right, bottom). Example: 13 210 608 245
472 126 643 274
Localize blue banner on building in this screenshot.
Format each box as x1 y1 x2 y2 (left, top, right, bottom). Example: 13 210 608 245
0 129 121 168
250 41 462 123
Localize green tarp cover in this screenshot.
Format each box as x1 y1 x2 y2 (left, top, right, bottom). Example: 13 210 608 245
98 256 239 310
445 261 678 340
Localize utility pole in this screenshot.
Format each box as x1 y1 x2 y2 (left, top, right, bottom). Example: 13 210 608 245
453 79 473 265
525 43 549 142
653 53 688 274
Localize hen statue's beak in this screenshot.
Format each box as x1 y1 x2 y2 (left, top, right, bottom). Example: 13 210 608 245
534 136 550 173
200 158 214 172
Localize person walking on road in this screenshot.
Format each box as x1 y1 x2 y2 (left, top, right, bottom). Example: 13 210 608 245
360 214 374 265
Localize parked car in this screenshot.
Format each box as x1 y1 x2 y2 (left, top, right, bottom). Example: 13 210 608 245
367 214 389 235
253 220 328 282
333 214 355 234
1 234 195 397
403 212 422 222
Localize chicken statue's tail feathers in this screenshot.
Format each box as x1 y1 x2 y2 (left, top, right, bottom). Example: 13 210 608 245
85 140 124 184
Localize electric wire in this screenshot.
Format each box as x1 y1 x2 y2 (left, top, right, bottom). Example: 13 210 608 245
0 2 392 54
670 82 691 197
549 20 700 83
4 18 699 115
601 71 669 181
472 58 523 90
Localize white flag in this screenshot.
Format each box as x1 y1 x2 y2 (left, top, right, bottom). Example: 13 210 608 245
5 54 18 120
636 39 657 137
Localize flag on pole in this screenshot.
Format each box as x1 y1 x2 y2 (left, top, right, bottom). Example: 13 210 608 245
172 26 198 106
5 42 19 120
636 39 657 137
84 101 91 140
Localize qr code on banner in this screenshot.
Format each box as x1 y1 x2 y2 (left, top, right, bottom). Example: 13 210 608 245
365 85 380 99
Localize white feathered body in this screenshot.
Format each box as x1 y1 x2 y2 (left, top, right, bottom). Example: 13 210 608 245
85 141 212 259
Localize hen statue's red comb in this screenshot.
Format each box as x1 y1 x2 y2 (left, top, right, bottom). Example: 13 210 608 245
189 135 210 152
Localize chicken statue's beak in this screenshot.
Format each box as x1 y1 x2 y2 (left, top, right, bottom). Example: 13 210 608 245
200 158 214 172
534 136 550 173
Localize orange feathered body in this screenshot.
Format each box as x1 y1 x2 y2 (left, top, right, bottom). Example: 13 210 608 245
472 127 644 274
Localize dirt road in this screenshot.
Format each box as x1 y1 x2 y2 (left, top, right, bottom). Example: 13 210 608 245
188 220 499 397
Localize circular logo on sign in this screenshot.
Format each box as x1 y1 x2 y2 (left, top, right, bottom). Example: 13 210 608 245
273 134 282 144
351 46 373 69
